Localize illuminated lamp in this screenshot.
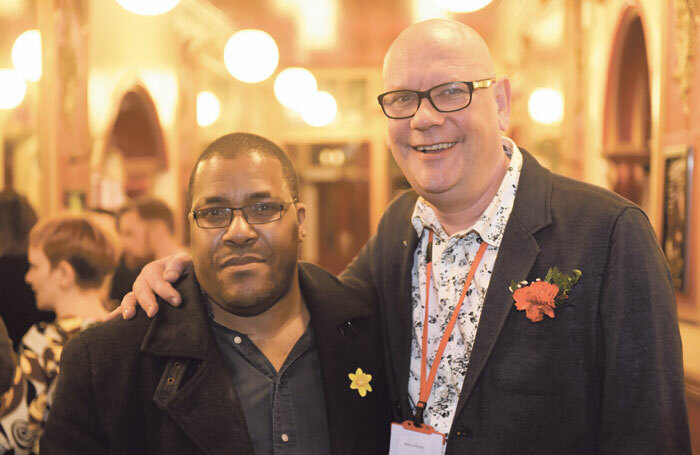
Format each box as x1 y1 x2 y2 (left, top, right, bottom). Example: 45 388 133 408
224 30 279 84
12 30 42 82
196 91 220 127
116 0 181 16
0 69 27 109
434 0 493 13
300 91 337 127
528 88 564 124
274 67 317 111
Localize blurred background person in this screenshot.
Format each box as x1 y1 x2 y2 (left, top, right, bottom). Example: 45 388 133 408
0 214 120 455
110 198 181 301
0 319 14 396
0 189 55 351
87 208 119 239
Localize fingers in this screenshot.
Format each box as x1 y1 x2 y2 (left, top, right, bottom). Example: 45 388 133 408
103 307 122 322
117 254 189 320
132 276 161 318
163 251 192 282
119 292 139 319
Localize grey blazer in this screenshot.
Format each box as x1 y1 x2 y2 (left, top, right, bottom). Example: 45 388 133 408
342 148 691 454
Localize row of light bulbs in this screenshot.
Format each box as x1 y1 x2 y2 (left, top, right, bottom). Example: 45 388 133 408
116 0 339 128
0 29 41 109
117 0 563 127
2 1 562 127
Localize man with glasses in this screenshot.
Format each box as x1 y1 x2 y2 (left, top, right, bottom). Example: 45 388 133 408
119 19 690 454
40 133 391 454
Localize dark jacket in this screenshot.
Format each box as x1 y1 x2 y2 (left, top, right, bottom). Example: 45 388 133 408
0 255 54 350
41 262 391 455
0 317 14 395
342 149 691 454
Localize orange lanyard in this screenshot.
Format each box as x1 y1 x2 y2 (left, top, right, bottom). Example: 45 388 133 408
414 230 489 426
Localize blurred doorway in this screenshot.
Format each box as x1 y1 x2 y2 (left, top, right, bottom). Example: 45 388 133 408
93 84 167 210
603 11 651 210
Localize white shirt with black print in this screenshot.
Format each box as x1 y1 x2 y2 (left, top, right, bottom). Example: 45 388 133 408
407 138 523 446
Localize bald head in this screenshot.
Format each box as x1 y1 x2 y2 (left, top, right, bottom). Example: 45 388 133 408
378 18 512 219
383 19 495 89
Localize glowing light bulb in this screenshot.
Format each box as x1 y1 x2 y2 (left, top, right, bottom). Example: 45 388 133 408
300 91 337 127
0 69 27 109
224 30 279 84
12 29 42 82
116 0 181 16
433 0 493 13
528 88 564 124
196 91 220 127
274 68 317 111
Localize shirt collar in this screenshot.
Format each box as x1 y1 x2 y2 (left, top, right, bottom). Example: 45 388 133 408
411 137 523 247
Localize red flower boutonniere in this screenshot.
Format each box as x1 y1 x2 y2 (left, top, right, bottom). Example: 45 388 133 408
509 267 582 322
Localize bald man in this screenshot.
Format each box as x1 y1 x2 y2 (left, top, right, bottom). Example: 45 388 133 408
121 19 691 454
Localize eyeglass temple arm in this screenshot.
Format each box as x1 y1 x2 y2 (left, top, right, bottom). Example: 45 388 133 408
472 78 496 89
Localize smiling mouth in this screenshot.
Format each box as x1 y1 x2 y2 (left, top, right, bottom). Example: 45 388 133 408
413 142 457 153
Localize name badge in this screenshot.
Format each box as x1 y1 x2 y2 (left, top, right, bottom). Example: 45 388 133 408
389 421 445 455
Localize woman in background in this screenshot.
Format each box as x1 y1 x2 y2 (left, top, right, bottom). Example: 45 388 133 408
0 214 120 454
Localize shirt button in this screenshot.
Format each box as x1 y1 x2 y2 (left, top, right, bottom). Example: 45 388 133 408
281 433 289 442
233 336 242 344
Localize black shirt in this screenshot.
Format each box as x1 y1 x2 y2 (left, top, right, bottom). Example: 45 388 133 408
210 318 332 455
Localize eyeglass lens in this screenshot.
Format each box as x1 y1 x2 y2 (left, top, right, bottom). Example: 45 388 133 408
195 203 287 228
381 81 472 118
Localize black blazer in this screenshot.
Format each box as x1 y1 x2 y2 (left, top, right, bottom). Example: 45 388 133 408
342 149 691 454
41 262 391 455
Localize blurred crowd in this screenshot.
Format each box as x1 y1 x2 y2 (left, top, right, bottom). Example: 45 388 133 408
0 188 182 453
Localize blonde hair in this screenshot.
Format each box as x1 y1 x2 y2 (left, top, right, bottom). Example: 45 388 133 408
29 214 120 289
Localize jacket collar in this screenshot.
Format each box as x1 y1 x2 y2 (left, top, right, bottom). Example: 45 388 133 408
142 264 384 455
141 272 255 455
451 148 553 421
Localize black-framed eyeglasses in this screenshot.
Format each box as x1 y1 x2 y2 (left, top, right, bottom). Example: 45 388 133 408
192 200 297 229
377 79 496 119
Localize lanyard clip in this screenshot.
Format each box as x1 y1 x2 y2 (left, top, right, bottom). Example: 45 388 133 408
413 401 426 426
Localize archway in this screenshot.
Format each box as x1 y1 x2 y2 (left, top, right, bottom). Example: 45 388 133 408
603 10 651 209
93 84 167 209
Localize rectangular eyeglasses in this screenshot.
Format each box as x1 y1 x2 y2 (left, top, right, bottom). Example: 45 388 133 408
377 78 495 119
192 201 297 228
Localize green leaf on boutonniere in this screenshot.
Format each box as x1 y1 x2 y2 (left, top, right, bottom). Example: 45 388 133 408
545 267 582 306
509 280 519 293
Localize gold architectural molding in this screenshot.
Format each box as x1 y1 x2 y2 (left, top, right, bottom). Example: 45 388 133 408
673 0 699 114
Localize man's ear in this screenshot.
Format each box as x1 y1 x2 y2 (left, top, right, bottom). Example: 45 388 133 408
295 202 307 241
56 260 76 289
494 77 511 132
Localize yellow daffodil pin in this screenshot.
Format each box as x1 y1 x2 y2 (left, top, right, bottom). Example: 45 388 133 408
348 368 372 397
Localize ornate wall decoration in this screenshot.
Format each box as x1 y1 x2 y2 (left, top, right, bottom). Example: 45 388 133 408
673 0 699 114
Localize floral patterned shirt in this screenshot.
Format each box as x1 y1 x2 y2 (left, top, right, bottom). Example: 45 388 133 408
0 318 94 454
407 138 523 441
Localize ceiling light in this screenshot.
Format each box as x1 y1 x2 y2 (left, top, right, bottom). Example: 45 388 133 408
12 29 41 82
224 30 279 84
528 88 564 124
196 91 220 127
300 91 337 127
274 68 318 111
433 0 493 13
0 69 27 109
115 0 181 16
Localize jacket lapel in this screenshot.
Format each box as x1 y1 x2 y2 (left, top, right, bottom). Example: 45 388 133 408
299 263 380 455
383 198 420 420
453 149 553 419
142 273 254 455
